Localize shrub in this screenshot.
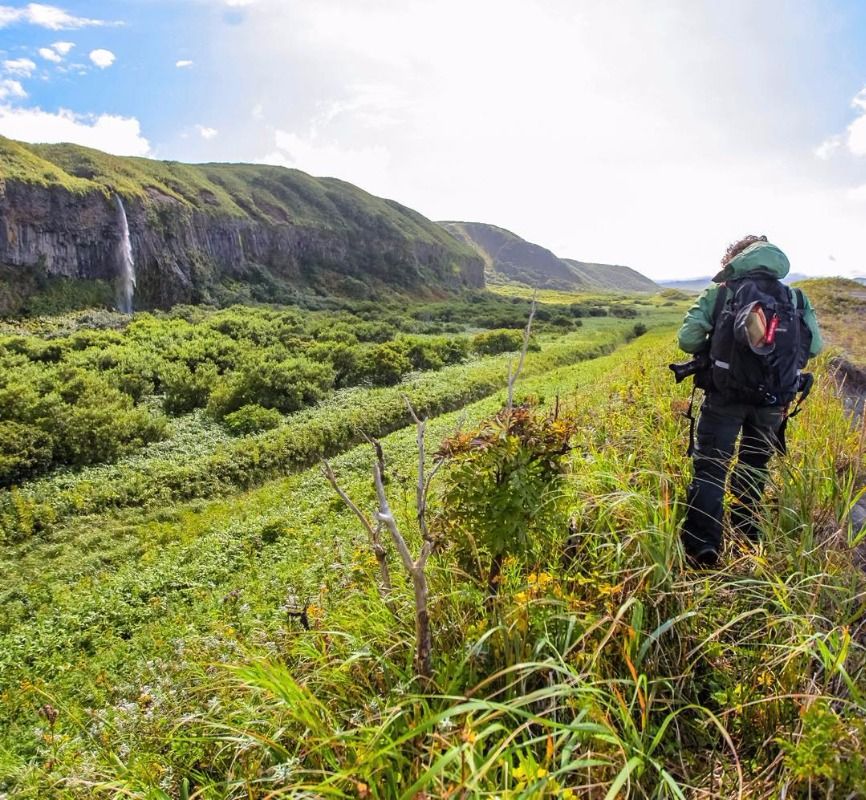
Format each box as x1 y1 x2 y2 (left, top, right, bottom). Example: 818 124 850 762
0 365 167 482
48 369 167 466
357 343 412 386
351 320 397 343
472 329 539 356
434 404 575 586
403 336 469 371
207 356 335 419
162 362 220 414
0 421 54 487
223 404 283 435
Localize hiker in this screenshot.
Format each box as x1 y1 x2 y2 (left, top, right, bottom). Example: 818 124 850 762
676 235 823 567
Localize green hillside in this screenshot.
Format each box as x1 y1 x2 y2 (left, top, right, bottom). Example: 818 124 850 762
0 136 467 247
0 136 484 312
439 220 659 292
562 257 660 293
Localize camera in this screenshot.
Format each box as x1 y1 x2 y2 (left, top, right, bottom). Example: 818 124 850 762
668 352 709 384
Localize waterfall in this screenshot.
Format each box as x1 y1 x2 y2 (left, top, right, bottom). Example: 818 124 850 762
115 195 136 314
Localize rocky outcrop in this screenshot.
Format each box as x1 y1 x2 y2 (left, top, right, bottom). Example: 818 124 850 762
0 139 484 310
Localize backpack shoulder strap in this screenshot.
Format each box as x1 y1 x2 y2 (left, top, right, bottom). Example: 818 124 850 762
710 282 728 326
793 288 805 310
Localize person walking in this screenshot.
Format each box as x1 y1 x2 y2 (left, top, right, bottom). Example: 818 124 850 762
677 235 823 567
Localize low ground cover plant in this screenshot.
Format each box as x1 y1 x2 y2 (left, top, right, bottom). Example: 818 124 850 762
1 314 863 798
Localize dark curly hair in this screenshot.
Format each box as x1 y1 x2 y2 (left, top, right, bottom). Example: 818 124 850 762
722 234 768 267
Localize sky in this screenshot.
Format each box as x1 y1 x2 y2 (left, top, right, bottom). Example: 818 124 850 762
0 0 865 280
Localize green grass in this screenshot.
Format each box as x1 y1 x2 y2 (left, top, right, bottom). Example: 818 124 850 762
794 277 866 362
1 324 864 797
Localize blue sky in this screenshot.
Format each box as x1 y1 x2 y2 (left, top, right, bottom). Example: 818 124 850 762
1 0 866 279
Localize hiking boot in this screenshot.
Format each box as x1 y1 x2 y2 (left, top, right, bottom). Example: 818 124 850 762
687 546 719 570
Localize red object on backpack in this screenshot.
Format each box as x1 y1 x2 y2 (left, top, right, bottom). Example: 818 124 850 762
765 314 779 345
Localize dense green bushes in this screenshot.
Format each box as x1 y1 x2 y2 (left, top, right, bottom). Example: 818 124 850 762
207 355 335 418
0 291 650 490
0 305 474 480
222 404 283 435
471 328 540 355
0 360 166 485
0 325 631 536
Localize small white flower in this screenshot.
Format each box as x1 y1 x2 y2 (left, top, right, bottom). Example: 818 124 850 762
269 758 300 782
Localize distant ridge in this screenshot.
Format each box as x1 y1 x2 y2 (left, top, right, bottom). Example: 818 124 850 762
438 221 659 293
659 272 855 294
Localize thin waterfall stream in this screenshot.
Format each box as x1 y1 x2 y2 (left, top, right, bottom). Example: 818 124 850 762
115 195 136 314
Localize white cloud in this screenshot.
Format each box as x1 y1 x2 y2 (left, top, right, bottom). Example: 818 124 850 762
225 0 256 6
251 103 263 119
260 128 390 193
38 46 62 62
847 184 866 202
819 86 866 159
0 104 149 155
196 124 218 140
814 135 842 160
0 79 26 100
175 59 193 68
0 3 114 30
51 40 74 55
217 1 866 279
89 49 115 69
3 57 36 76
847 88 866 157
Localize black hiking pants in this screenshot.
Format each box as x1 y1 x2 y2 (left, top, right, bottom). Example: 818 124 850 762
682 395 785 560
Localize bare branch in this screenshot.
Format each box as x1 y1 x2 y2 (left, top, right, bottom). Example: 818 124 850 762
507 290 538 411
374 463 415 572
373 457 433 680
403 396 431 543
321 459 392 597
362 432 386 480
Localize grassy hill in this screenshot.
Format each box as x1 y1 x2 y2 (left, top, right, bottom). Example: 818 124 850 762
439 220 659 293
0 136 484 312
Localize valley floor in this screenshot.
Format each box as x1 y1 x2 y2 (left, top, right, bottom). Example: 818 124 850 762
1 285 865 798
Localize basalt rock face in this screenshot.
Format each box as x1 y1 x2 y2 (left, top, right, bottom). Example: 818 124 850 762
0 137 484 311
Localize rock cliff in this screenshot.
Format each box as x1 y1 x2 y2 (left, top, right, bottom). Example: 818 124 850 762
0 137 484 312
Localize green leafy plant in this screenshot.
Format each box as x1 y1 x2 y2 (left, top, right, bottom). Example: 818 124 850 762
434 403 575 591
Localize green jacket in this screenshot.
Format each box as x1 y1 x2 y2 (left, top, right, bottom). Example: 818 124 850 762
677 241 823 357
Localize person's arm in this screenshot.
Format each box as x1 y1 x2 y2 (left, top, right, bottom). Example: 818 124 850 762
677 285 720 354
801 293 824 358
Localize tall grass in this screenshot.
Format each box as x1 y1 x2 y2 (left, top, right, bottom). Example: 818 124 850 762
150 345 866 798
3 332 863 798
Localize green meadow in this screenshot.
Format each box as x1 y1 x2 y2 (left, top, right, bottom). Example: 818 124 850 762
1 285 864 798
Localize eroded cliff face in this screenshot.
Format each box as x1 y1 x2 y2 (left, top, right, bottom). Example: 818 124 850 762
0 180 485 309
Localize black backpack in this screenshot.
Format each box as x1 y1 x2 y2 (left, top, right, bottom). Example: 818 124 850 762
707 274 812 406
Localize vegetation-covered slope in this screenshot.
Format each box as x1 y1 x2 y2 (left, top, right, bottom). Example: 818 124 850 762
562 257 660 293
0 136 484 312
1 281 865 797
794 277 866 363
440 220 659 292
